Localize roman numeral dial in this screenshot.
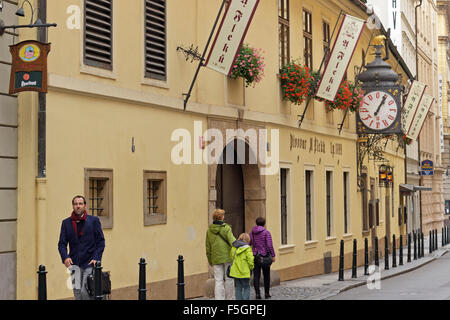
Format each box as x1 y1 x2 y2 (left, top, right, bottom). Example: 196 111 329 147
359 90 398 131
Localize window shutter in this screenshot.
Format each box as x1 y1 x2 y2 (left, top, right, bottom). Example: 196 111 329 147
145 0 167 80
84 0 113 70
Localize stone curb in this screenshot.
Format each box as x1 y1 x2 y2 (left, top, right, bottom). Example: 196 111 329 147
318 248 449 300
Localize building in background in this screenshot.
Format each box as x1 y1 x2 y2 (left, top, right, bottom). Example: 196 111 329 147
366 0 444 234
438 1 450 223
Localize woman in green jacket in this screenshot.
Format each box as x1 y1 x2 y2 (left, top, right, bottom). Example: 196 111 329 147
205 209 236 300
229 233 254 300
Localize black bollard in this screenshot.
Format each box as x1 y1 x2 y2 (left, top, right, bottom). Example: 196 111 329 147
364 238 369 275
413 231 417 260
94 261 103 300
429 230 433 253
384 236 389 270
338 240 344 281
37 265 47 300
375 237 379 267
417 231 420 258
435 229 438 250
421 232 424 257
432 229 435 251
392 235 397 268
399 235 403 266
352 239 357 279
407 233 411 262
138 258 147 301
442 228 445 248
177 255 185 300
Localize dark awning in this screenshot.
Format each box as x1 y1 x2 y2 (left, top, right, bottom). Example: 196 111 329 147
399 184 432 193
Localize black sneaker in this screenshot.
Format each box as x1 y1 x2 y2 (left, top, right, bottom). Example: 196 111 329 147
265 293 271 299
255 294 262 300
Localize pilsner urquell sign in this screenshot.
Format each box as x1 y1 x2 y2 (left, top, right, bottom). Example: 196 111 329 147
9 40 50 94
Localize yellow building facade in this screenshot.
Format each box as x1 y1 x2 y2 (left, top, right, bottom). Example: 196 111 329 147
15 0 412 299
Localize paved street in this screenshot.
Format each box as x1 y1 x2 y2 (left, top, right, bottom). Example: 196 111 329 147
328 252 450 300
194 236 450 300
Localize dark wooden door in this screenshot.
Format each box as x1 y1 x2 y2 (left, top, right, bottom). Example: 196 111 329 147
216 145 245 238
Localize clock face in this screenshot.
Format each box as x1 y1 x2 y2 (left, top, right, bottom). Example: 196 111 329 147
359 90 398 131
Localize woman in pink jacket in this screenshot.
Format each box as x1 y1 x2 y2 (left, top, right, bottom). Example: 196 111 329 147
249 217 276 299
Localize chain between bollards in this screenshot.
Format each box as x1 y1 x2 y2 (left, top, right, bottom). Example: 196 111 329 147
177 255 185 300
338 240 344 281
37 265 47 300
138 258 147 300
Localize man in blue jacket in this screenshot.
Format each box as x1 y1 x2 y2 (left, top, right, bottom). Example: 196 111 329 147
58 195 105 300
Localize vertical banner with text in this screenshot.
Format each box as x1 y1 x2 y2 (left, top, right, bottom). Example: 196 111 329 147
407 94 434 141
315 14 365 101
205 0 260 76
401 80 427 136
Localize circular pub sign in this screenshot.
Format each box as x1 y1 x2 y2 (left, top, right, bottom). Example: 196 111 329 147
19 44 41 62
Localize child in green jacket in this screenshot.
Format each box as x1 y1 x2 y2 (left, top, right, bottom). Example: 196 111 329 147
229 233 254 300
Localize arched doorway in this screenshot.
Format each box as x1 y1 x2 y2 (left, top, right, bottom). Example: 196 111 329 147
216 140 245 237
214 138 264 237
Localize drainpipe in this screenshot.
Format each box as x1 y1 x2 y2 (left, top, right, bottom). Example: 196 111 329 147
415 0 423 231
37 0 46 177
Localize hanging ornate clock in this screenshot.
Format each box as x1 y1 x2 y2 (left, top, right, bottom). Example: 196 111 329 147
356 45 402 134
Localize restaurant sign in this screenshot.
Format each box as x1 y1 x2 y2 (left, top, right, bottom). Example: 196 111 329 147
9 40 50 94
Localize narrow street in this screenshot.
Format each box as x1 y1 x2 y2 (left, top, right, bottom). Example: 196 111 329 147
328 252 450 300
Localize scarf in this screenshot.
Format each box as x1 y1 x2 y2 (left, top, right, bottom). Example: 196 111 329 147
71 211 87 238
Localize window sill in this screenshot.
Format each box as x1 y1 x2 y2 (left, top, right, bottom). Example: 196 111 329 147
142 77 169 89
80 64 117 80
342 233 353 241
278 244 295 255
325 237 337 245
304 240 318 250
144 213 167 226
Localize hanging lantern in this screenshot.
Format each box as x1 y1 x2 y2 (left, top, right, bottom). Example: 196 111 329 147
379 164 387 187
386 166 393 187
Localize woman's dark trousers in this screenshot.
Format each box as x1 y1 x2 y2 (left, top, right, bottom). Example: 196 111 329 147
253 260 270 297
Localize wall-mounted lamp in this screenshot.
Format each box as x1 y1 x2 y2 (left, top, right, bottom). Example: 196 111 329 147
379 164 393 188
379 164 387 186
386 166 393 187
0 0 56 36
